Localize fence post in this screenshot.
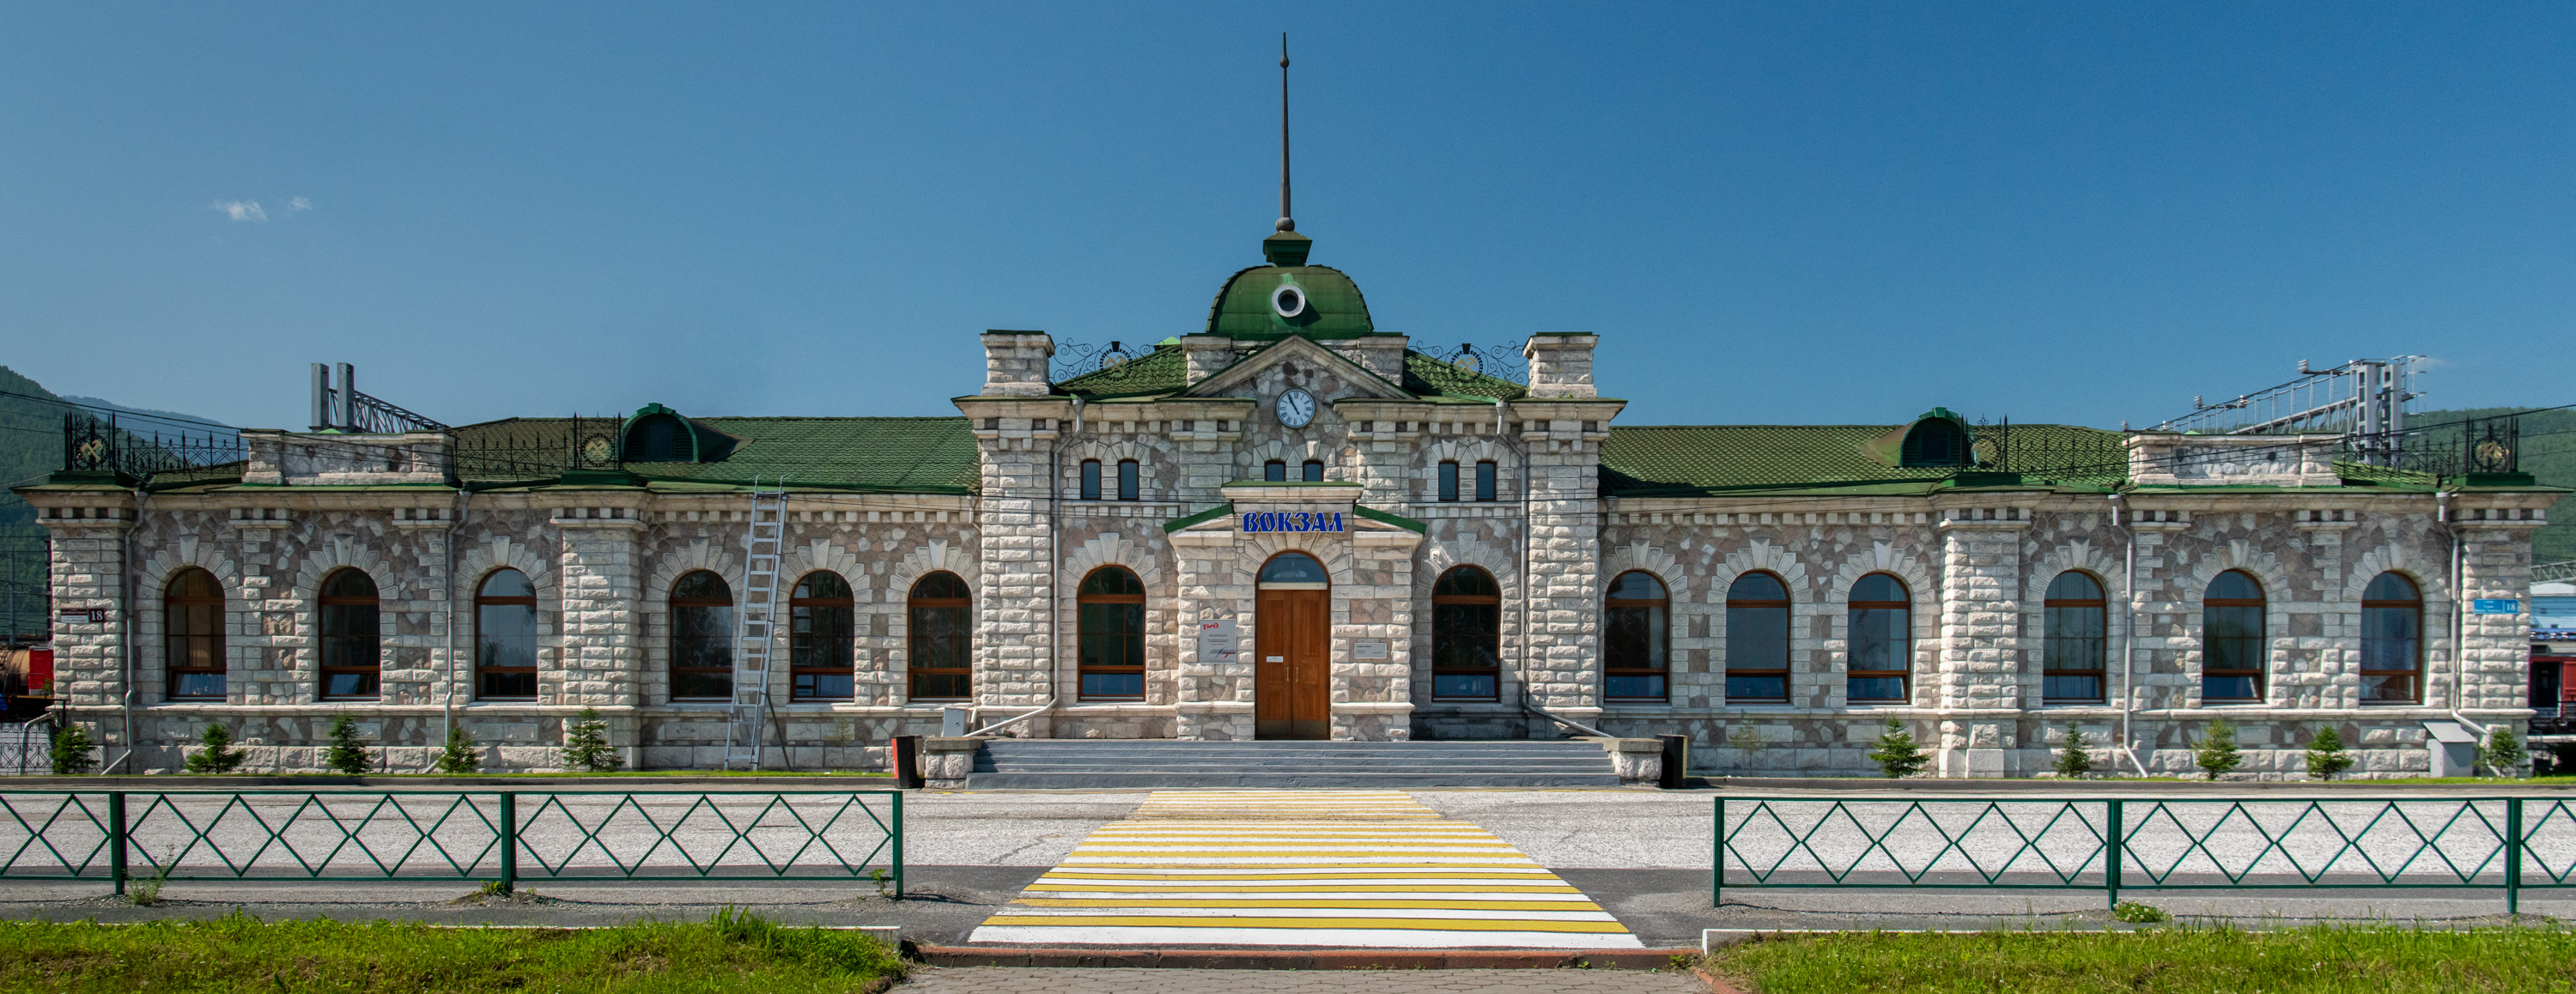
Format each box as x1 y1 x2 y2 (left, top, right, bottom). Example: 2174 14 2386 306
106 791 127 896
2104 799 2123 912
890 791 904 898
2506 797 2524 916
1713 797 1727 908
497 792 517 894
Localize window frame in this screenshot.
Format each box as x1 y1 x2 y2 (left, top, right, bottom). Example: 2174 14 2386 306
908 572 974 701
1077 567 1147 701
1845 573 1911 704
1473 460 1497 502
2201 570 2267 703
1079 459 1102 500
1117 458 1140 500
1264 459 1287 482
789 571 856 701
164 568 226 701
668 570 735 702
2360 572 2422 705
317 568 381 701
1302 459 1324 482
474 568 539 701
1603 570 1670 702
1724 572 1791 703
1431 567 1502 701
2042 571 2108 704
1437 460 1460 502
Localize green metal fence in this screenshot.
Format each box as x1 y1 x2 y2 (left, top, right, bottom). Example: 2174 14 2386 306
1716 796 2576 913
0 789 902 895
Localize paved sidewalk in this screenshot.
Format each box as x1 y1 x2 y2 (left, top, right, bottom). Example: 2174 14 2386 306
898 967 1708 993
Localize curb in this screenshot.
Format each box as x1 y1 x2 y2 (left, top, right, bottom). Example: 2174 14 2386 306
910 945 1696 970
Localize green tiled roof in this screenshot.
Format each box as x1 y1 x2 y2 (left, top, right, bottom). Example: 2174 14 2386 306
1403 351 1528 401
1600 423 2132 496
1206 264 1382 339
1057 343 1188 398
451 415 979 493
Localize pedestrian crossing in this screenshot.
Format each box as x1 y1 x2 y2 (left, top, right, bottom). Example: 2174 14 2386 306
968 790 1640 949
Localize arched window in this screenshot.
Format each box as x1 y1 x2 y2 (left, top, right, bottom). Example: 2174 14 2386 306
476 569 538 700
1725 573 1790 702
1900 420 1968 466
1302 459 1324 482
908 572 972 700
1604 571 1668 701
670 571 734 700
2043 572 2106 703
1258 552 1330 585
1432 567 1501 700
1078 567 1146 700
1118 459 1141 500
318 568 380 700
1845 573 1910 702
1474 461 1498 501
1265 459 1287 482
2202 570 2266 702
1437 461 1460 501
2360 572 2421 704
791 572 855 701
165 568 225 700
1080 459 1103 500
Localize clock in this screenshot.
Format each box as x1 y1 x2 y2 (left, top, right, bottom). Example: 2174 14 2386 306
1275 388 1316 428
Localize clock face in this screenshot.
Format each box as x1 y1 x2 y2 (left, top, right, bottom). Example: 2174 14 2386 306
1276 388 1316 428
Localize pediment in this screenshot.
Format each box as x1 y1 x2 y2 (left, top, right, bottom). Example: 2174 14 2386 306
1182 336 1415 401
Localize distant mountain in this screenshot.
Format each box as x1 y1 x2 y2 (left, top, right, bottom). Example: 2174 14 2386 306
59 396 239 440
0 367 66 639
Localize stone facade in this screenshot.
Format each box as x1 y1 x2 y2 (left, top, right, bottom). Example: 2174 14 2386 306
19 252 2556 779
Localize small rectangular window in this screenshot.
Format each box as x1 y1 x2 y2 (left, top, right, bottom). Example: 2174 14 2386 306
1474 461 1497 501
1117 459 1140 500
1438 461 1460 501
1265 460 1286 482
1303 460 1324 482
1080 460 1102 500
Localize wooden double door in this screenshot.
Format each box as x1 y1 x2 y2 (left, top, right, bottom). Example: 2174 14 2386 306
1254 588 1331 739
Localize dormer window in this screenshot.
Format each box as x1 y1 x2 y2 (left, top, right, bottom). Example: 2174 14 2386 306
617 403 738 464
1899 412 1972 467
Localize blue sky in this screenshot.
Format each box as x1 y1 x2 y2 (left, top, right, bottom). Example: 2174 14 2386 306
3 3 2572 429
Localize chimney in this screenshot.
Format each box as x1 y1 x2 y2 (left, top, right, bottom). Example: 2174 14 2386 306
1522 334 1599 398
980 330 1055 397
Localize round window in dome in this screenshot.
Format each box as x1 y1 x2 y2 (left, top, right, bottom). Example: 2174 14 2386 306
1271 284 1306 318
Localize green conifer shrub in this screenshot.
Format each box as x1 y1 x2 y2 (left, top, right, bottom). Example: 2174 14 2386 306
2193 719 2241 781
49 723 96 776
2305 725 2354 781
561 707 623 772
1868 718 1929 779
324 714 372 774
435 725 482 775
2053 724 2093 779
183 722 246 774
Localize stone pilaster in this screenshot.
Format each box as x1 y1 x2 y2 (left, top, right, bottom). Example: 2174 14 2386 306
2458 516 2543 717
1522 334 1599 399
981 331 1055 397
39 501 135 758
1510 402 1618 731
1935 505 2029 777
965 407 1063 724
1170 526 1254 740
556 506 643 764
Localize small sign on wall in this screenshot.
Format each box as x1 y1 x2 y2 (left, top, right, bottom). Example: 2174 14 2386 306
56 608 105 624
1352 640 1389 660
2472 599 2522 615
1196 618 1241 663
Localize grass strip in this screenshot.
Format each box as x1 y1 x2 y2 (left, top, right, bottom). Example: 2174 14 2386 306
1708 925 2576 993
0 907 904 994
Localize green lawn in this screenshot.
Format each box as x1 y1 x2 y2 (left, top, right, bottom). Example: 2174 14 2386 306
0 911 905 994
1706 926 2576 993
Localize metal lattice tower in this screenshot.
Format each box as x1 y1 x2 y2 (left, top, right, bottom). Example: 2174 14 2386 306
2154 356 2423 465
723 482 787 769
2537 560 2576 585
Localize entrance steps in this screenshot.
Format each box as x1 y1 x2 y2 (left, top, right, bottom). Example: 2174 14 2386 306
963 739 1621 789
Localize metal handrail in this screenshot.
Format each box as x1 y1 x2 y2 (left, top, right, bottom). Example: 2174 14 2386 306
966 698 1057 738
1522 702 1608 739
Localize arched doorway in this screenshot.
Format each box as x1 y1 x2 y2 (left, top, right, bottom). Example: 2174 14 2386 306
1255 551 1331 740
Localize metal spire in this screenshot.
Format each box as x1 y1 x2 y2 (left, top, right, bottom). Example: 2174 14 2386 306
1277 33 1293 233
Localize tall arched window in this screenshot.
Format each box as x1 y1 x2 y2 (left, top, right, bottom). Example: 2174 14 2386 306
2043 572 2107 703
2360 572 2421 704
670 571 734 700
1432 567 1501 700
318 568 380 700
791 572 855 700
165 568 225 700
1845 573 1910 702
476 569 538 700
908 572 972 700
1078 567 1146 700
1604 571 1668 701
1725 573 1790 702
2202 570 2266 702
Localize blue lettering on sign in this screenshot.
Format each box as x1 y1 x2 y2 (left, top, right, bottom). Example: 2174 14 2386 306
1240 512 1345 533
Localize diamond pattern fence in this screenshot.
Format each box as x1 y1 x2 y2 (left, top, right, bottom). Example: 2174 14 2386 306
0 790 902 895
1716 796 2569 913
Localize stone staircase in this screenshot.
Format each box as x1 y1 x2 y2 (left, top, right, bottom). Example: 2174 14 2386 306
963 739 1624 789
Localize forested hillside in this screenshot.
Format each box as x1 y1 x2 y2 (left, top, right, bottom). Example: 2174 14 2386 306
2413 406 2576 566
0 367 66 640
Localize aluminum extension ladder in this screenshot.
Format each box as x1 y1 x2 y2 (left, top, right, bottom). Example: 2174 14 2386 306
722 482 787 769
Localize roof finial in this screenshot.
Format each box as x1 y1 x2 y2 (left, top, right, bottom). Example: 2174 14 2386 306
1277 33 1293 233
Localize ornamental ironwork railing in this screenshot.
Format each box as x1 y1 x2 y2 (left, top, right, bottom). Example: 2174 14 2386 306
1418 342 1528 387
0 789 902 895
59 411 248 483
1716 796 2571 914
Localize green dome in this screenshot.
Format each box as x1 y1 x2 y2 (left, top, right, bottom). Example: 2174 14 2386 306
1203 264 1380 339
